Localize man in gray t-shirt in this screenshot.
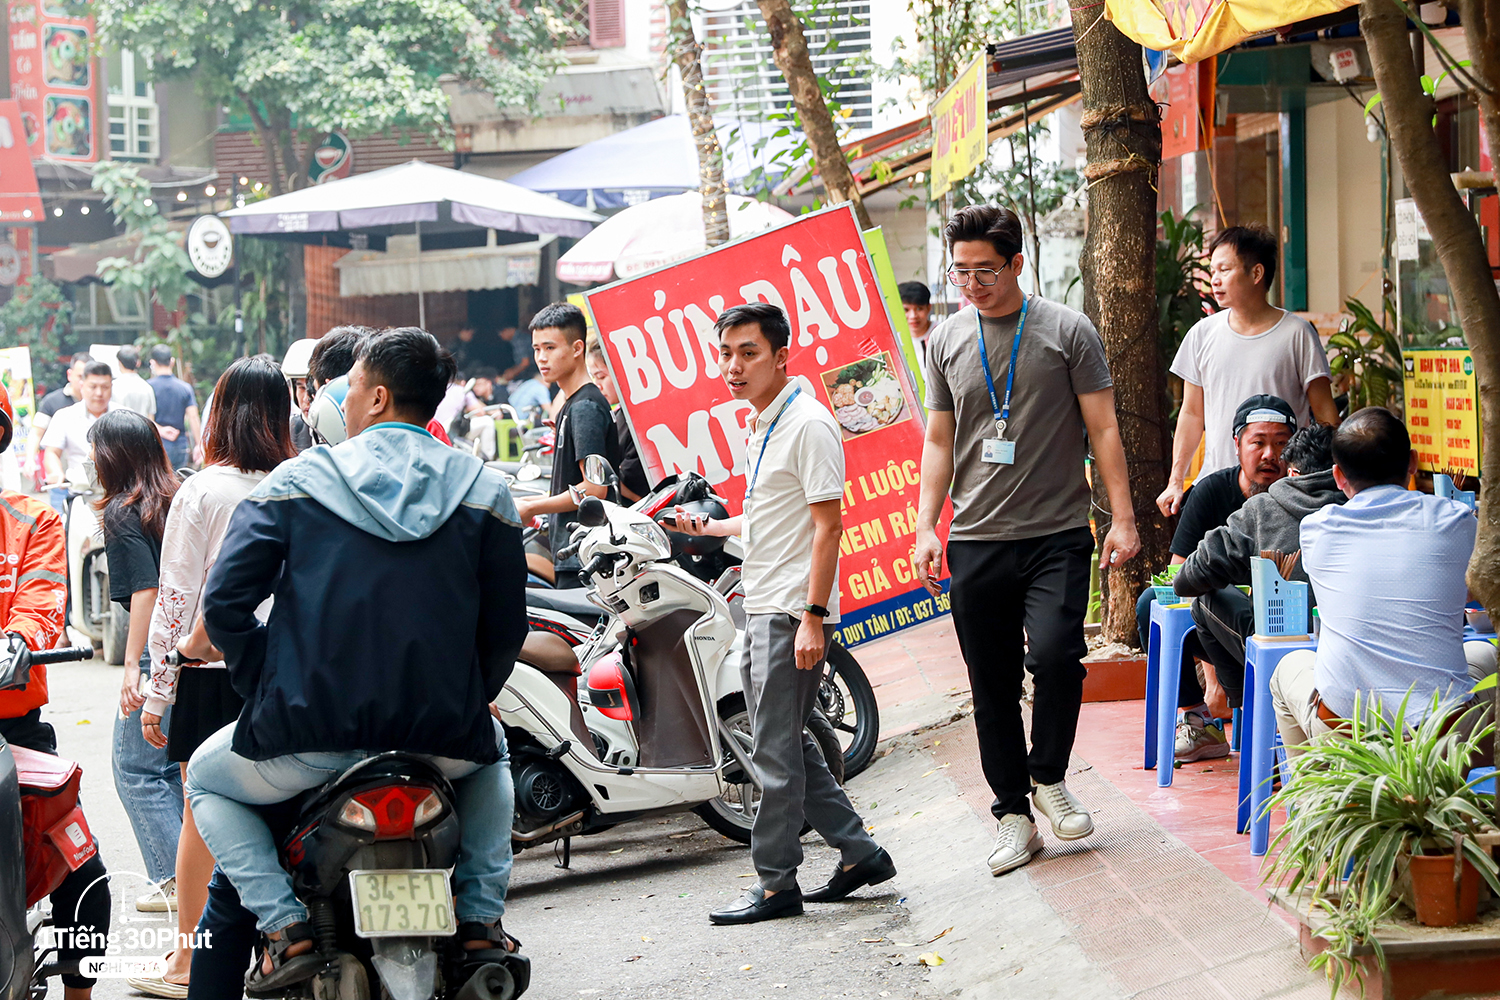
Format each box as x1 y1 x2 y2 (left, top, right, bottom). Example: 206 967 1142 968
914 205 1140 880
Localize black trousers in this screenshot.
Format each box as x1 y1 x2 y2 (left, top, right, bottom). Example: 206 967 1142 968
948 527 1095 820
2 710 111 990
1189 587 1253 709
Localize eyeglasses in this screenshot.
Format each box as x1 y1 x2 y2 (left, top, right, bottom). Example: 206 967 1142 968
947 267 1002 287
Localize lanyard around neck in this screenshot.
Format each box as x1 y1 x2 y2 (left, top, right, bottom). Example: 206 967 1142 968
975 296 1029 439
745 386 802 500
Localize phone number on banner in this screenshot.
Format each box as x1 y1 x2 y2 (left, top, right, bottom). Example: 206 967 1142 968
834 579 952 649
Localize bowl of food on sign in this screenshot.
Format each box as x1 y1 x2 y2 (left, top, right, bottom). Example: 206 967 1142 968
822 354 910 440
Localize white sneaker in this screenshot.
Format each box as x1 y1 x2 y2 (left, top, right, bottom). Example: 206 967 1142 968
988 813 1044 876
136 876 175 913
1031 780 1095 840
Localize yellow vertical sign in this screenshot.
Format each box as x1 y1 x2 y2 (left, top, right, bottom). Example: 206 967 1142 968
929 55 989 200
1402 349 1482 476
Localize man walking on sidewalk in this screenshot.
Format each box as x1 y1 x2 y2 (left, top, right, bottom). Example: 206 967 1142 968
912 205 1140 877
674 302 895 925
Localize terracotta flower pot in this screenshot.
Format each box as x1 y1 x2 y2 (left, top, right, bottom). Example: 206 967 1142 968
1407 853 1481 927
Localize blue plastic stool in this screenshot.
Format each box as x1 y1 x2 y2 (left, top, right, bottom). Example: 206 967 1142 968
1241 633 1318 855
1468 766 1496 796
1229 707 1243 753
1145 600 1197 785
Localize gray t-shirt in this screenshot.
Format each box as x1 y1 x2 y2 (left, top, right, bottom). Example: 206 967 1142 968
925 298 1113 542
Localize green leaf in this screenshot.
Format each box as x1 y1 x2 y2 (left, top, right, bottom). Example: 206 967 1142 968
1474 672 1496 693
1364 93 1383 115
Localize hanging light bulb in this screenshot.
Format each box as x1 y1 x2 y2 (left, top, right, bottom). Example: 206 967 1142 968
204 185 217 196
176 191 188 202
79 205 89 215
143 198 153 207
239 176 250 186
52 207 62 217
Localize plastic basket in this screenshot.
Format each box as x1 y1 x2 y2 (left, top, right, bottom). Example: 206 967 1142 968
1434 473 1477 511
1250 556 1310 637
1153 585 1179 605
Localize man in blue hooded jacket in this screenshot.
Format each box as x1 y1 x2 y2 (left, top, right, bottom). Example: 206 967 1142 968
184 327 528 992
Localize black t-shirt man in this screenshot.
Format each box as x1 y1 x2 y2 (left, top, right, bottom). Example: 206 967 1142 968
549 382 622 584
1169 465 1247 558
613 408 650 500
38 386 74 419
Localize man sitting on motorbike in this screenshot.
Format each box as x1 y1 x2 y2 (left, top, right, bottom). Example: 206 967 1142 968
184 327 529 992
0 382 111 1000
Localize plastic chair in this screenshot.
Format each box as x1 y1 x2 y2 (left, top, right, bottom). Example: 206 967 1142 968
1145 600 1197 785
1468 767 1496 796
1241 633 1319 856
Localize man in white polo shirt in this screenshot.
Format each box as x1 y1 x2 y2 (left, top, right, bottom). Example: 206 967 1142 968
675 302 894 926
42 360 114 496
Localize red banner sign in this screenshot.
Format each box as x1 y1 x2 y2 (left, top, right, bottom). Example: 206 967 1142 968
8 0 99 163
0 100 42 224
586 206 952 648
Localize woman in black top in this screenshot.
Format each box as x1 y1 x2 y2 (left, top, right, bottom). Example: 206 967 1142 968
91 410 185 914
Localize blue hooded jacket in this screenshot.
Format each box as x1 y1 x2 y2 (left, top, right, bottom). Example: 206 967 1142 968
203 422 527 763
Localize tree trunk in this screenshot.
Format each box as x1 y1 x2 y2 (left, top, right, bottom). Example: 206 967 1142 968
1362 2 1500 613
1070 5 1172 645
756 0 873 229
667 0 729 247
1458 2 1500 189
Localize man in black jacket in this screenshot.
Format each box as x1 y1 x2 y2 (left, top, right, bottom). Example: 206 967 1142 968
185 328 528 992
1171 423 1342 759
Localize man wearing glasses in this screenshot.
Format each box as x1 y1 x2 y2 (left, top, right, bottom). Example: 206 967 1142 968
912 205 1139 877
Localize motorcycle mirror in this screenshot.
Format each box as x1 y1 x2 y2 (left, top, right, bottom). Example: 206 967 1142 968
583 454 615 488
517 464 542 482
577 496 608 528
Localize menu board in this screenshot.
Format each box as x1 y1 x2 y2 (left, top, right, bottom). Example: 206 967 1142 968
8 0 99 162
1403 348 1481 476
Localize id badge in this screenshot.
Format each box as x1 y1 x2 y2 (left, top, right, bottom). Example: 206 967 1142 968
982 438 1016 465
741 499 753 547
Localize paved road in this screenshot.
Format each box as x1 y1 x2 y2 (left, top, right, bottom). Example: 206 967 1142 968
40 655 938 1000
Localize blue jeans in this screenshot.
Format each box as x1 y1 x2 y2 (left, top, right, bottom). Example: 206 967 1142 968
163 436 190 469
112 656 183 883
188 868 258 1000
185 720 514 933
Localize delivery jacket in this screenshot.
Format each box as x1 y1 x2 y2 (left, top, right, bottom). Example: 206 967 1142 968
0 493 68 718
203 422 528 764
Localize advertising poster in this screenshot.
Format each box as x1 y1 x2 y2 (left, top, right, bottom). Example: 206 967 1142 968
1403 348 1481 476
929 54 988 200
0 345 34 471
586 206 953 648
8 0 99 162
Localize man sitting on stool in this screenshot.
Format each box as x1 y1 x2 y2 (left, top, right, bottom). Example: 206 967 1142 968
1270 408 1496 757
1135 394 1295 757
1173 423 1343 761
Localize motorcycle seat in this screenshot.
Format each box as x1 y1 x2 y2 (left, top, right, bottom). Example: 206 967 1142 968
526 587 604 624
516 632 592 750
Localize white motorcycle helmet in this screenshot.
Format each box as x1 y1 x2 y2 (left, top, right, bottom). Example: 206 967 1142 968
307 374 351 445
282 337 318 380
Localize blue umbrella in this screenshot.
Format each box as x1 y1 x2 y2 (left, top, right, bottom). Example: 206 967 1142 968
506 115 800 210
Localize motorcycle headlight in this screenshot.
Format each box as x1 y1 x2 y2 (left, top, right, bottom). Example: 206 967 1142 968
634 519 669 554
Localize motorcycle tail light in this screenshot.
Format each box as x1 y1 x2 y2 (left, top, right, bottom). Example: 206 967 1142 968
344 786 445 840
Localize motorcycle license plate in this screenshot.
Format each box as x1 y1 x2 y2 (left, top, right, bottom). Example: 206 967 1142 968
348 870 456 938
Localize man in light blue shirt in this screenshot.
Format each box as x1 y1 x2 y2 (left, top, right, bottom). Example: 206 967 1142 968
1270 408 1495 757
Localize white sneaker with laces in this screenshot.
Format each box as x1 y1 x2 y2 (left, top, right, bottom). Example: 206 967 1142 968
136 876 176 913
1031 780 1094 840
988 813 1044 876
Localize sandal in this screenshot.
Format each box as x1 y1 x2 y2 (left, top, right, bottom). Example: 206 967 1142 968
458 920 522 960
244 922 325 995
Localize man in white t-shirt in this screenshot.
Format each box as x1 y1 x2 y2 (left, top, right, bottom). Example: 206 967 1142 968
41 360 114 490
1157 225 1339 516
111 345 158 418
674 302 893 926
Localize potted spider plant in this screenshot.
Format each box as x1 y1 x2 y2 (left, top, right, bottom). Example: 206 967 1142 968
1262 690 1500 996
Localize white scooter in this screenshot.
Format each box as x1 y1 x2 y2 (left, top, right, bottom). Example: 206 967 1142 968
495 460 841 860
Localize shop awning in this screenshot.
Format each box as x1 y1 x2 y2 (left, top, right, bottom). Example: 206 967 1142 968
1104 0 1358 65
334 235 549 297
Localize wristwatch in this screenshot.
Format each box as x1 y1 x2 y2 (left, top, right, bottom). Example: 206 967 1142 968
803 603 830 619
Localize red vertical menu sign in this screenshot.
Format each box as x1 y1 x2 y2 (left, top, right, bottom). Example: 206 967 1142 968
8 0 99 163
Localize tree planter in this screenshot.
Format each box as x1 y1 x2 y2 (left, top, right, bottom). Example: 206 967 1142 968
1406 854 1482 928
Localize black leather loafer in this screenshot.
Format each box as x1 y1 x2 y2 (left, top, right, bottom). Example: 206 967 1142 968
708 884 804 925
803 848 898 902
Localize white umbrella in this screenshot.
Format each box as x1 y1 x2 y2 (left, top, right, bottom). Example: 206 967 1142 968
222 160 600 326
557 192 794 285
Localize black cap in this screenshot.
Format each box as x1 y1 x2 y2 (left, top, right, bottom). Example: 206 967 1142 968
1232 394 1297 438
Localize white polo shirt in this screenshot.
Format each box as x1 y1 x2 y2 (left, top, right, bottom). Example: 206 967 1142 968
739 376 844 623
40 401 113 480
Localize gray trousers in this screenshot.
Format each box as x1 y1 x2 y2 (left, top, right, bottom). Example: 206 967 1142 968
743 613 879 891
